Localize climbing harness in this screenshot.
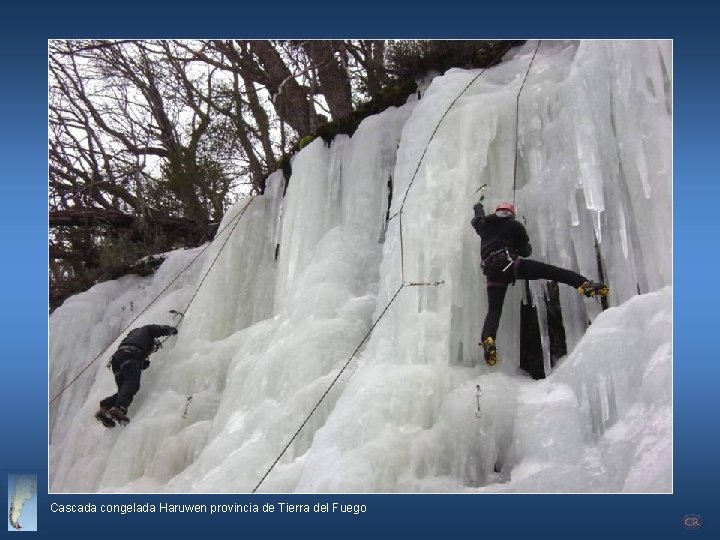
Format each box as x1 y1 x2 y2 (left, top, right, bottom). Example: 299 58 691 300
481 248 517 273
103 309 183 371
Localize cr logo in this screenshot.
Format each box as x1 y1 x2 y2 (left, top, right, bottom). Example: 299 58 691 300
682 515 703 530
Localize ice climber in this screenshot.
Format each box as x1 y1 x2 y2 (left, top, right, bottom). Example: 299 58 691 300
471 201 608 366
94 324 178 427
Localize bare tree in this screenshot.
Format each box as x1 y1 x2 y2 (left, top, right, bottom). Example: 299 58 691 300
238 40 321 136
49 39 516 309
300 40 354 121
344 40 388 98
182 40 282 192
49 39 230 309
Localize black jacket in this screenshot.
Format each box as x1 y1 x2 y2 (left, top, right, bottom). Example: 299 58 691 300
471 202 532 259
118 324 177 358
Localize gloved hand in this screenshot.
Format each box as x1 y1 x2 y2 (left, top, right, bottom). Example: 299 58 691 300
171 327 179 335
142 359 151 370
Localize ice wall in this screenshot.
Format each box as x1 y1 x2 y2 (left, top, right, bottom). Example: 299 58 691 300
49 40 671 493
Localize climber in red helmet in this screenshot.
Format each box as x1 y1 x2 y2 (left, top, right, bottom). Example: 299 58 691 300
471 200 608 366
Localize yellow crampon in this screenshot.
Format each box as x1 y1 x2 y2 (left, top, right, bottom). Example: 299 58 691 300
482 337 498 366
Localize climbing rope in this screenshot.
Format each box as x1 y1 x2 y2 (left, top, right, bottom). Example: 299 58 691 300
150 198 258 354
389 44 516 222
257 43 605 491
512 40 542 207
54 42 539 490
178 198 255 320
385 42 520 283
48 197 256 406
506 41 609 308
399 212 405 281
251 45 521 493
252 283 405 493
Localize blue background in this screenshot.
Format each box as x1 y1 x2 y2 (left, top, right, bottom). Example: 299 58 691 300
1 2 715 538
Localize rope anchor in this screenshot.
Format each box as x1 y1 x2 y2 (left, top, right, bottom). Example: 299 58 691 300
475 385 483 418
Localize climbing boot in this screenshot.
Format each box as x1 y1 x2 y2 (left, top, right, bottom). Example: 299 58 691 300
482 337 498 366
107 406 130 425
577 280 609 298
94 407 115 428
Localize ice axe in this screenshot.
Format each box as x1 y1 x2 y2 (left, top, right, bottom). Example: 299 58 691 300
153 310 184 351
169 309 185 328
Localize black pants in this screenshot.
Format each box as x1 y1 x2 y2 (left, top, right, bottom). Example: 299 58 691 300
99 350 142 410
481 258 587 342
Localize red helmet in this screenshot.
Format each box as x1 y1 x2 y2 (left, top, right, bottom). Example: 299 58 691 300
495 202 515 216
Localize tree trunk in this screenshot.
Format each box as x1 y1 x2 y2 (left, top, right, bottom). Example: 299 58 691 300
363 40 387 98
245 40 318 135
49 208 216 244
303 41 354 121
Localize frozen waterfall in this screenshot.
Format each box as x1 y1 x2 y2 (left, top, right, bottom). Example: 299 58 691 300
49 40 672 493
